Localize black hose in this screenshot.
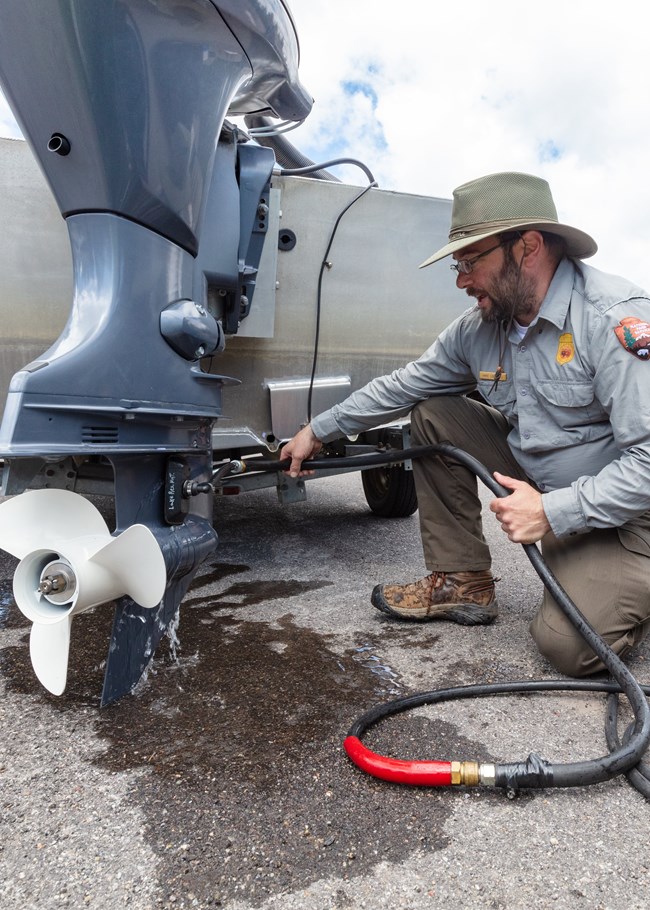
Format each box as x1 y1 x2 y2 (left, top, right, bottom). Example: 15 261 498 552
605 693 650 797
232 442 650 795
230 445 441 473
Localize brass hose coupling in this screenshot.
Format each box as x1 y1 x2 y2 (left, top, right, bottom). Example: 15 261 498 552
450 761 496 787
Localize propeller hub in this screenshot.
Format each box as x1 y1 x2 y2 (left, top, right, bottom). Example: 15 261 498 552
38 560 77 604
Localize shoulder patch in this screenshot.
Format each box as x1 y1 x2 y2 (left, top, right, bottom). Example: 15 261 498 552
614 317 650 359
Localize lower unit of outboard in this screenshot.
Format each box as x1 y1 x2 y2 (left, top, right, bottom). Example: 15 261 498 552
0 0 312 703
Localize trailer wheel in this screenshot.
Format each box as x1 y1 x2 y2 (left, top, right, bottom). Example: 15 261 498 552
361 464 418 517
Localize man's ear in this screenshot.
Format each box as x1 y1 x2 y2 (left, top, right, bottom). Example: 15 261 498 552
520 230 544 262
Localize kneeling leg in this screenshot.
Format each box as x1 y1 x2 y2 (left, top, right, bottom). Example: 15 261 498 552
530 527 650 676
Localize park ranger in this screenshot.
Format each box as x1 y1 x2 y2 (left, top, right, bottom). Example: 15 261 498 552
281 171 650 677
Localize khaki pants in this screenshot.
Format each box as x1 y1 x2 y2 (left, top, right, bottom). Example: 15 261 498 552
410 396 650 676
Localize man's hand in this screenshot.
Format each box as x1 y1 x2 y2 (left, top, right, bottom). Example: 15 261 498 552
280 424 324 478
489 472 551 544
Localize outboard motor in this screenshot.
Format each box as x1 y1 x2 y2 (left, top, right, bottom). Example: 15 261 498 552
0 0 311 703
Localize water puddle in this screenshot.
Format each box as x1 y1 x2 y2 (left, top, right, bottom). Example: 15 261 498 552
0 563 494 908
184 577 334 610
0 579 27 631
351 643 403 696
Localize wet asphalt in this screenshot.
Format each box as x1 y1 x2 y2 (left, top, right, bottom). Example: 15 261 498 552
1 473 650 910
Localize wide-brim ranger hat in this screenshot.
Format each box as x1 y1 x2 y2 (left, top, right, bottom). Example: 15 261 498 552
419 171 597 268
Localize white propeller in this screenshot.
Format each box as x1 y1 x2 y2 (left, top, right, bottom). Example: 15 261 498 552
0 489 167 695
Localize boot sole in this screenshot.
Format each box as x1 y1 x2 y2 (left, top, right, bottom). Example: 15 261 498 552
371 585 498 626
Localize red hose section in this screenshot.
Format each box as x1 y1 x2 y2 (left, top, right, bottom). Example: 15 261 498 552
343 736 453 786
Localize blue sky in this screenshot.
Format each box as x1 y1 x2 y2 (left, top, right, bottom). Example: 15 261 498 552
283 0 650 289
2 0 650 287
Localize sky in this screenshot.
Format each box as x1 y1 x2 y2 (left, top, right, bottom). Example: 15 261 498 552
2 0 649 287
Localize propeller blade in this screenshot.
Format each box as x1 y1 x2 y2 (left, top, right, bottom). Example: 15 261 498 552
29 616 72 696
0 489 110 558
90 524 167 609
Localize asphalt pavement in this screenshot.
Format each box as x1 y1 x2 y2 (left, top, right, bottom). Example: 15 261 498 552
1 473 649 910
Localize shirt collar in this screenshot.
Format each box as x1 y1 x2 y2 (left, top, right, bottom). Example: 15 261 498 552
536 258 577 330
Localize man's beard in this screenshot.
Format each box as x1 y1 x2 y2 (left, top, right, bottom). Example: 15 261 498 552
470 251 538 323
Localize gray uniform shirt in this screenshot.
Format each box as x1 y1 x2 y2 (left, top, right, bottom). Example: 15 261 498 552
310 259 650 542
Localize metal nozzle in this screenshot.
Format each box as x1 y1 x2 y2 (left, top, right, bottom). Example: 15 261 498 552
479 763 496 787
38 562 76 603
38 575 64 594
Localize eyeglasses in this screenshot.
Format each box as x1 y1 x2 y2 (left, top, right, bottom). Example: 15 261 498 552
450 238 511 275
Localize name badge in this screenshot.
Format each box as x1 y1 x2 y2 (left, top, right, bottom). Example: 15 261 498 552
479 371 507 381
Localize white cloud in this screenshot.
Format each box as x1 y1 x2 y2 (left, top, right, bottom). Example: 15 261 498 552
287 0 650 286
1 0 649 285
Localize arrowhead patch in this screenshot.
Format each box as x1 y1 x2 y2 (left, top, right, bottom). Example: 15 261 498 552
556 333 575 364
614 317 650 359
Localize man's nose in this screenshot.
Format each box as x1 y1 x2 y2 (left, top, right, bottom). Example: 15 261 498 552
455 270 472 290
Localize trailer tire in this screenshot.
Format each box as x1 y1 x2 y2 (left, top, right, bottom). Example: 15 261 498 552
361 464 418 518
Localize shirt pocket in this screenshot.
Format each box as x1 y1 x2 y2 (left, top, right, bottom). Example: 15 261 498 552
535 379 607 428
536 380 595 408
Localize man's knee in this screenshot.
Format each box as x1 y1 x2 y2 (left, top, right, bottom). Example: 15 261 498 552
411 399 437 445
530 613 601 677
410 396 465 445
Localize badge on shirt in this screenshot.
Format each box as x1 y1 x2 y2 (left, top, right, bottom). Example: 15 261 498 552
556 333 575 364
479 371 507 381
614 317 650 359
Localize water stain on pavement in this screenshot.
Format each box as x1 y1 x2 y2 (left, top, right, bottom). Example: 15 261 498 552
184 577 334 610
0 579 27 630
0 563 496 909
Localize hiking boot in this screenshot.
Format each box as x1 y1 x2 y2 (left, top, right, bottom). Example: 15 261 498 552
371 571 498 625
